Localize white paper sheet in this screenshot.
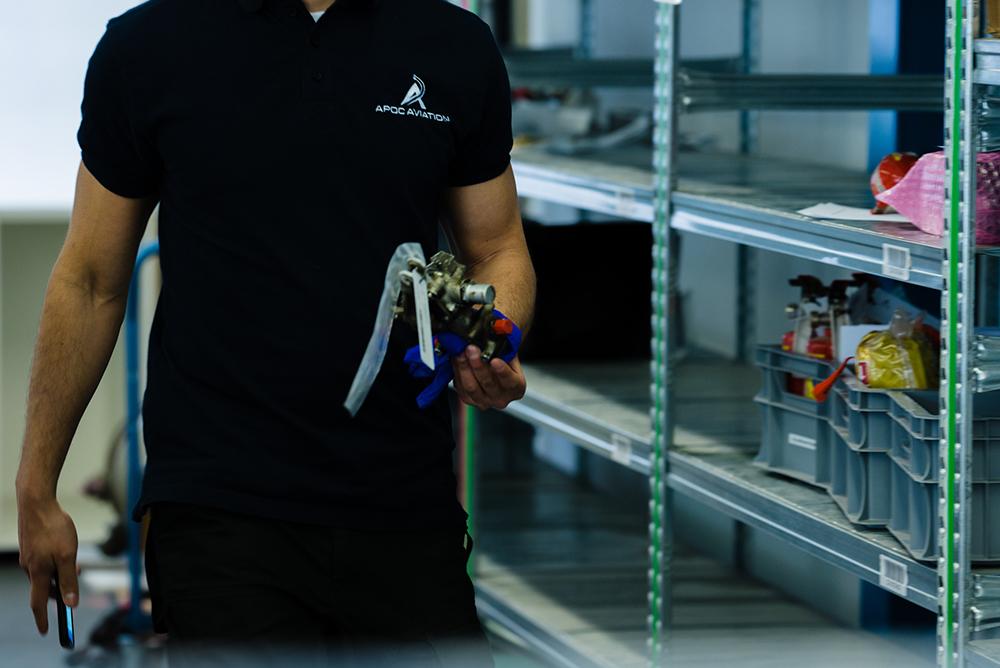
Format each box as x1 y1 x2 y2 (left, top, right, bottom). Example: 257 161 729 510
797 202 910 224
405 269 435 370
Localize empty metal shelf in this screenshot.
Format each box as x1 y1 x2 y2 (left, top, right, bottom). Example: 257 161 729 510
671 152 1000 289
504 359 941 612
679 71 941 112
511 145 655 222
475 453 934 667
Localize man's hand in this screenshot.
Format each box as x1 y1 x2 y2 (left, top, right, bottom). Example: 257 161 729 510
452 345 526 410
16 495 79 634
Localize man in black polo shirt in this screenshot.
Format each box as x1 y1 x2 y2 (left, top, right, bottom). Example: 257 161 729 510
15 0 535 665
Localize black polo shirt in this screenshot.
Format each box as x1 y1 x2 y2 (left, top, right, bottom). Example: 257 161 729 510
78 0 513 529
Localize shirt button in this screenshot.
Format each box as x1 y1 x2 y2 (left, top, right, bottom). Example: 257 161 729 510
312 71 324 82
309 35 320 48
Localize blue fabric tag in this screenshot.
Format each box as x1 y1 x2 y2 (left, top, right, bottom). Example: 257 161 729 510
403 309 521 408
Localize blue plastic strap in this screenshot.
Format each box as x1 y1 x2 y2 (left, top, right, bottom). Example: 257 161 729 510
404 309 521 408
125 240 159 634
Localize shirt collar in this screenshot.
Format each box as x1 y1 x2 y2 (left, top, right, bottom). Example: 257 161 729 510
238 0 376 12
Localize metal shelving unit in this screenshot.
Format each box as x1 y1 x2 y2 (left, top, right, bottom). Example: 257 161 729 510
504 361 652 474
678 71 942 111
505 49 943 110
670 152 1000 290
473 432 934 668
511 146 655 223
974 39 1000 86
972 642 1000 668
473 462 650 668
510 147 1000 290
468 1 1000 667
508 360 941 612
652 1 992 666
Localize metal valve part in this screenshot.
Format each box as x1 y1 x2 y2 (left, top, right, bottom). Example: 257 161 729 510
462 283 496 305
395 251 509 361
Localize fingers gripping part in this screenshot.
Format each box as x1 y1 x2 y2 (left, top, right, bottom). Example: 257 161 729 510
405 311 521 408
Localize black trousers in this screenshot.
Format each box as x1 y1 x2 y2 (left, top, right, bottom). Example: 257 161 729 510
146 503 493 668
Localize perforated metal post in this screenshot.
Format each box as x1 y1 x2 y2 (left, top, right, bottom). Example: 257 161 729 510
739 0 760 156
652 1 678 664
941 1 975 665
460 0 481 580
463 406 478 578
578 0 595 59
736 0 759 364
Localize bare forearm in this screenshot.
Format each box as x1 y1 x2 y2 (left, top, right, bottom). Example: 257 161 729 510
466 246 536 335
16 271 127 501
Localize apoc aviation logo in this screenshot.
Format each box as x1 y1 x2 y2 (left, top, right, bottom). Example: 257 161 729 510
376 74 451 123
401 74 427 109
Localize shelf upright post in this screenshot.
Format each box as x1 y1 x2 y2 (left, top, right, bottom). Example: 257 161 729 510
739 0 760 156
462 406 478 578
941 0 976 665
736 0 759 363
652 0 679 664
459 0 481 580
577 0 595 59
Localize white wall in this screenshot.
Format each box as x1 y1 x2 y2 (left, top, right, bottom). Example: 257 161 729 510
591 0 657 58
0 2 146 548
676 0 871 168
0 221 121 549
525 0 580 48
757 0 870 170
0 1 143 212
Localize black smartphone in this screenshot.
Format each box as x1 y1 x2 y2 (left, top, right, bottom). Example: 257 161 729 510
49 576 75 650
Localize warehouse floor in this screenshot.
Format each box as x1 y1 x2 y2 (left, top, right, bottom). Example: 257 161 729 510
0 419 937 668
471 415 938 668
0 552 549 668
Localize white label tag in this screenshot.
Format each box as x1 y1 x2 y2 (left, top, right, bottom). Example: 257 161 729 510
882 244 911 281
344 243 426 416
787 433 816 450
409 271 435 371
879 555 908 596
611 433 633 465
614 191 639 218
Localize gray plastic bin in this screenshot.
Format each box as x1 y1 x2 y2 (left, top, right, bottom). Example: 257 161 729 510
755 397 831 487
828 424 849 509
755 348 1000 560
842 374 894 452
829 384 850 432
889 459 1000 561
828 424 891 526
887 462 910 540
845 449 892 526
754 346 832 420
889 390 1000 483
754 346 833 486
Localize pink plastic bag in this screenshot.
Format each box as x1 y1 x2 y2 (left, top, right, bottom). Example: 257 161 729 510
876 150 1000 244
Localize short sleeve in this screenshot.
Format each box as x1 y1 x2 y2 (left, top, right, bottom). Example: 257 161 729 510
448 25 513 187
77 26 161 199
